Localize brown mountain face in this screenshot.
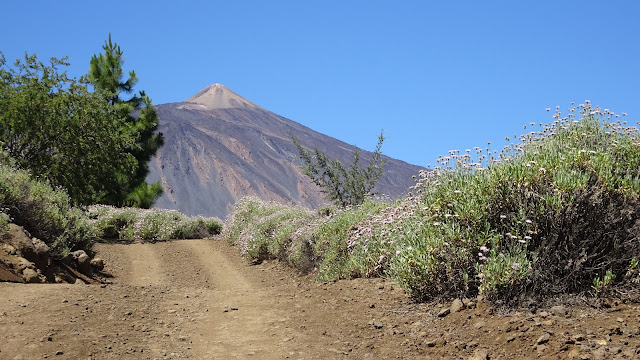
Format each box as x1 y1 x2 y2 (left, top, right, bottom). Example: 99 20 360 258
146 84 424 219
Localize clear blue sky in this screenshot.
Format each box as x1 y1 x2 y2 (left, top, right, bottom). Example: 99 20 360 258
2 1 638 168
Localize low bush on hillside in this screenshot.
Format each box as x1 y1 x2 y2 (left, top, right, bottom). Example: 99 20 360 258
0 149 222 258
225 197 393 273
223 197 317 270
87 205 222 241
386 103 640 304
226 103 640 305
0 153 92 256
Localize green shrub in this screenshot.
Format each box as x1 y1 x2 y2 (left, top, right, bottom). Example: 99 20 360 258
0 212 10 240
87 205 222 241
224 197 315 268
381 103 640 302
0 157 91 256
312 200 387 280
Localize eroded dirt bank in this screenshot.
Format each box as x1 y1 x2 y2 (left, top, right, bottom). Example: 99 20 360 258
0 239 639 359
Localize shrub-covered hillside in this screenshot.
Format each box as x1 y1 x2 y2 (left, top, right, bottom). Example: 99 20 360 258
0 151 222 258
225 103 640 305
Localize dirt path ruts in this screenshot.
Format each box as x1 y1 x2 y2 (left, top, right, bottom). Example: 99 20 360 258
2 239 639 359
0 239 412 359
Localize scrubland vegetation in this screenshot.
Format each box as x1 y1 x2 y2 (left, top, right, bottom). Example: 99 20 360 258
2 39 638 305
226 103 640 305
0 151 221 257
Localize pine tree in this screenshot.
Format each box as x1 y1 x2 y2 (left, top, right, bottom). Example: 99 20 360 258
291 131 387 207
88 34 164 207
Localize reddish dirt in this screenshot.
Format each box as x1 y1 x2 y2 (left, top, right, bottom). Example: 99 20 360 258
0 239 639 359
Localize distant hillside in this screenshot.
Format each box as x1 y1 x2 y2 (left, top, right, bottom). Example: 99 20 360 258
146 84 424 219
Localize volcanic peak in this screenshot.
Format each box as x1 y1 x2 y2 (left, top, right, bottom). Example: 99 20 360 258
182 83 261 110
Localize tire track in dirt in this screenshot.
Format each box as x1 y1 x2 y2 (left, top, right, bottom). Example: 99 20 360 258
172 239 301 359
0 239 417 359
3 239 640 359
105 242 166 286
179 239 251 291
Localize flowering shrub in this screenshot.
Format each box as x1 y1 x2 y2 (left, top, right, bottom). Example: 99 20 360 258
226 103 640 304
87 205 222 241
223 197 316 269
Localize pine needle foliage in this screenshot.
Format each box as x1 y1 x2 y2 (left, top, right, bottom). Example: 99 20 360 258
88 34 164 208
291 131 387 207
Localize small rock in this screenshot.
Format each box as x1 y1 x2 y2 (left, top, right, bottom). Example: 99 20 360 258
474 321 485 329
616 317 624 323
569 334 583 342
537 311 549 318
90 257 105 272
74 279 85 285
469 348 487 360
462 298 475 308
506 335 516 343
450 299 465 313
437 307 450 318
537 333 550 345
550 305 568 317
372 320 383 329
72 250 91 274
425 340 436 347
536 344 548 352
22 268 40 283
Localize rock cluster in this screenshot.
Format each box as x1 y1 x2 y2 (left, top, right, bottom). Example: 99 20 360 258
0 223 104 283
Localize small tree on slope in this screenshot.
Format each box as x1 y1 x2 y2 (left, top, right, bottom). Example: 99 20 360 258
88 33 164 208
291 131 387 207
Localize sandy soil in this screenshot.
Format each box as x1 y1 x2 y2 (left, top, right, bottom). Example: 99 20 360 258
1 239 639 359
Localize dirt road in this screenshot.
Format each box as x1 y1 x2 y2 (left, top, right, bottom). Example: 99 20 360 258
1 239 639 359
0 239 414 359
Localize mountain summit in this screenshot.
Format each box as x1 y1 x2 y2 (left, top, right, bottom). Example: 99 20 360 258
181 84 260 110
147 85 424 219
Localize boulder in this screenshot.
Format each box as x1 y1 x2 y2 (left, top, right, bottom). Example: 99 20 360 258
72 250 91 274
22 267 44 283
30 237 49 270
5 224 49 270
6 224 35 258
450 298 465 313
90 257 105 272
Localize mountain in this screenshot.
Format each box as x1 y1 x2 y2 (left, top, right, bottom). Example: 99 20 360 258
146 84 424 219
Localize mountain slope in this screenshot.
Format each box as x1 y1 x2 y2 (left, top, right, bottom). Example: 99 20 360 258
147 84 424 219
